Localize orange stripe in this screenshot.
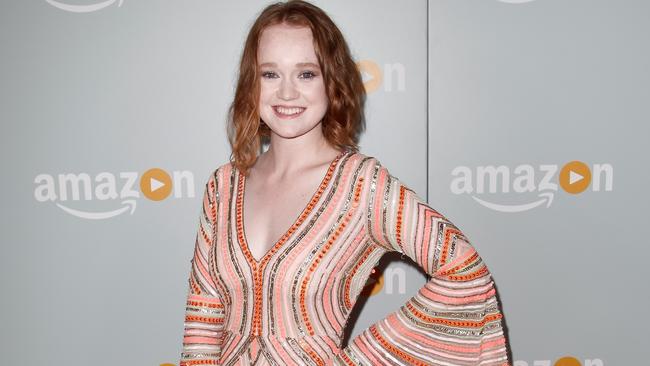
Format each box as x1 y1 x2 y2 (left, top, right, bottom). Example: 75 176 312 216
185 315 223 324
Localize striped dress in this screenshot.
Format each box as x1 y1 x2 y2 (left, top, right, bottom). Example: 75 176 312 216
180 149 511 365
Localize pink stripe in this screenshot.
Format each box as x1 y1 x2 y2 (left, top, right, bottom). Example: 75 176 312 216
372 168 388 246
184 336 219 345
436 243 478 274
353 333 383 365
323 228 366 334
195 246 217 289
420 286 497 305
187 294 222 304
419 203 435 272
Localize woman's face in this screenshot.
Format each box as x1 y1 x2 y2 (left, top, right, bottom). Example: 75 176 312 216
257 23 328 141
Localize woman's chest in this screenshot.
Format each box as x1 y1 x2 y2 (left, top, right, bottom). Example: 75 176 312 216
209 164 377 307
242 181 321 263
210 204 385 338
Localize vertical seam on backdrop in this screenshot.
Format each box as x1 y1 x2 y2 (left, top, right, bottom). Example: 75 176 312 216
425 0 430 203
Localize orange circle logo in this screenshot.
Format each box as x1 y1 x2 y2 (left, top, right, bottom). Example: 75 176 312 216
140 168 172 201
555 356 582 366
559 160 591 194
356 60 383 93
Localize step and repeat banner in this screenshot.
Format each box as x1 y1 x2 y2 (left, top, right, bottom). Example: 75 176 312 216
1 0 648 365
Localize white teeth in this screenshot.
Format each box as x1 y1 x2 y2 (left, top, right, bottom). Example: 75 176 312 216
275 106 305 115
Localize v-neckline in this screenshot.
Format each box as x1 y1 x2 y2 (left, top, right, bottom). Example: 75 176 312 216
235 148 349 267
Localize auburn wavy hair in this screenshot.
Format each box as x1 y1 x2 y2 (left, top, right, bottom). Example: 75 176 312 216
226 0 366 176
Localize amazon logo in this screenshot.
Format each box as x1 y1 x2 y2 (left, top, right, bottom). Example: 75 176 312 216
356 59 406 93
450 160 614 213
33 168 195 219
45 0 124 13
515 357 604 366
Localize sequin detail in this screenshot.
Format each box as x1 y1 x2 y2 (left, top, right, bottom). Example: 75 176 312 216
180 152 511 366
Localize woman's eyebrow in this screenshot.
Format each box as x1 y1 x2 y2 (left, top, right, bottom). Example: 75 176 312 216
296 62 319 68
259 62 320 68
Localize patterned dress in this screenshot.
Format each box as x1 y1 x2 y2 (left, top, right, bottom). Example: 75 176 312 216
180 149 511 365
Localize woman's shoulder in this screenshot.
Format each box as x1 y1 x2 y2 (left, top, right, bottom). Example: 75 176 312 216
200 160 235 188
348 149 382 167
348 150 391 177
350 151 418 194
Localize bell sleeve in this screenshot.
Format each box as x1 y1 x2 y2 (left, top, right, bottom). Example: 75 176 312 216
179 170 226 366
335 161 511 366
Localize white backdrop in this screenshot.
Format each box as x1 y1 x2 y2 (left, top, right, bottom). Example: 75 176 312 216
1 1 648 365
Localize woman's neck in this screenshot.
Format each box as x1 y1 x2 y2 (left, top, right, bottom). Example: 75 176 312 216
258 138 341 177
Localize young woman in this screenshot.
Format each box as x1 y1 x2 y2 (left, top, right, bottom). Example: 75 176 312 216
180 1 511 365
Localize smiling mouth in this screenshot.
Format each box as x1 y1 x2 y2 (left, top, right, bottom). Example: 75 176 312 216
273 106 306 118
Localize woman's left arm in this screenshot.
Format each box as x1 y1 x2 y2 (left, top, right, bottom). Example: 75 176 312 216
335 160 510 366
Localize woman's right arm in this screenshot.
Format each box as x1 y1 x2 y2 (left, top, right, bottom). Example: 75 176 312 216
180 170 226 366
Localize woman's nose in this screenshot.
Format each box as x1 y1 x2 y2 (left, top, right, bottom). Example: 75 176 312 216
277 78 299 100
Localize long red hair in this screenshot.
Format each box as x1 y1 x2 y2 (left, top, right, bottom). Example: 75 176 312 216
226 0 366 176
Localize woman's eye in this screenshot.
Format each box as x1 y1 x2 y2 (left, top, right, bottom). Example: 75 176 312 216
261 71 317 80
299 71 317 79
261 71 278 79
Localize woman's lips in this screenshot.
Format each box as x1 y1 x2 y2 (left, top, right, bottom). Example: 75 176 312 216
273 106 306 119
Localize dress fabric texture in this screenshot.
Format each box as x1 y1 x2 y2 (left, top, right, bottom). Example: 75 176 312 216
179 149 511 366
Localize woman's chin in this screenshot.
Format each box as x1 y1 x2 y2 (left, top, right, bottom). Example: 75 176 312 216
267 122 323 140
270 129 308 140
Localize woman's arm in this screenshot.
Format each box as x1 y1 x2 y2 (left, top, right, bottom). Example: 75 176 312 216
335 160 510 366
179 170 226 366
